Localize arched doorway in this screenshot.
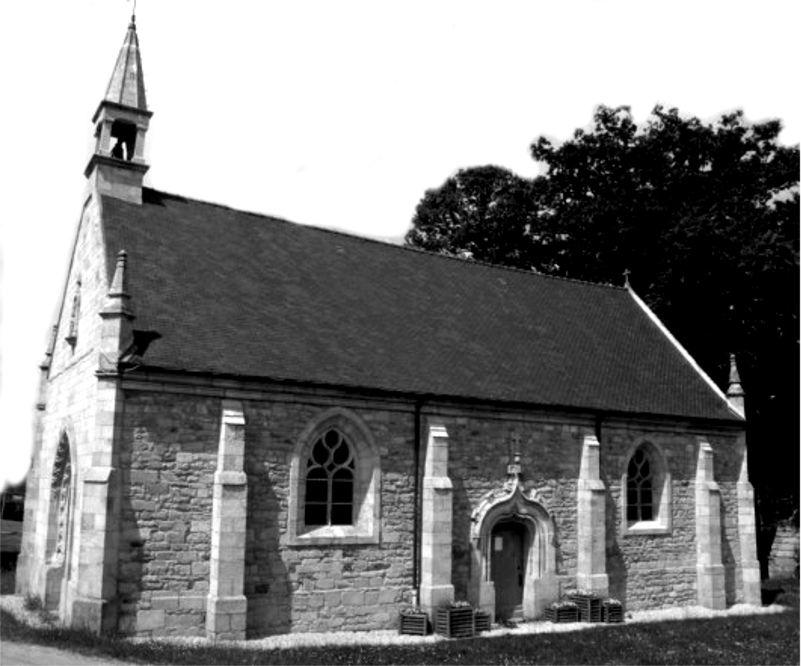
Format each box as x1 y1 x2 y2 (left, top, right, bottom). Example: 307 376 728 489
491 520 527 620
470 483 558 621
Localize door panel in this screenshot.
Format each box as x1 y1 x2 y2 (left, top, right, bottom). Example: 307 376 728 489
491 522 525 620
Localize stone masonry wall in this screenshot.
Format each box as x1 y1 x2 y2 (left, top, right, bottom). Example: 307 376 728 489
115 381 748 636
243 401 417 636
117 392 218 637
603 425 746 610
769 520 799 579
434 412 584 600
117 390 419 637
18 195 108 605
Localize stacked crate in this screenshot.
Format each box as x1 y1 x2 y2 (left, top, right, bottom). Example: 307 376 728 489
602 601 624 623
474 610 491 633
572 594 603 623
399 613 429 635
435 606 475 638
544 603 579 623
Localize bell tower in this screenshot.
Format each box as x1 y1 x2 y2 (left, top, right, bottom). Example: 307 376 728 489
84 14 151 204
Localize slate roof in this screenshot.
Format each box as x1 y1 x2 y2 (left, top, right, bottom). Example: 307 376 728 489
101 188 740 422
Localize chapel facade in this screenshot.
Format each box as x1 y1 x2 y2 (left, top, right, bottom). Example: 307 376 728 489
17 17 762 640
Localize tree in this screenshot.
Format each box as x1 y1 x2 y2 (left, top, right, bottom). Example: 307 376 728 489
404 165 557 272
406 105 800 500
531 106 799 495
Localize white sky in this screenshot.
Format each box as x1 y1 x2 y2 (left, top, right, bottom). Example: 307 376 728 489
1 0 798 487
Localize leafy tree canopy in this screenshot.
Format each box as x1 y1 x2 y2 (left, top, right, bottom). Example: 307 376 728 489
406 105 800 496
405 165 551 270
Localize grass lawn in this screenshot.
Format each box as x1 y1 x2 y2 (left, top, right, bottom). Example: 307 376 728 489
1 579 798 665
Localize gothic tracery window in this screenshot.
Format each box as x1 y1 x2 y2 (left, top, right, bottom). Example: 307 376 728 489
289 408 380 545
626 447 654 522
304 429 354 526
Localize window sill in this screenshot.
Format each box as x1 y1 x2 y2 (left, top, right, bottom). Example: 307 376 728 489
288 525 379 546
623 521 671 536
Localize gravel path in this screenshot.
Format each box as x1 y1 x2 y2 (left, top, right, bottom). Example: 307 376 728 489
0 641 130 666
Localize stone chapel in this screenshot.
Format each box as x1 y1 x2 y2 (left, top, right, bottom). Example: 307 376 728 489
17 17 762 640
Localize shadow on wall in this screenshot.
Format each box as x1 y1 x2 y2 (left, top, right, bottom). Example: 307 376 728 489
117 472 146 635
116 437 217 636
758 524 777 580
450 474 471 602
605 484 628 606
720 500 737 605
245 443 290 638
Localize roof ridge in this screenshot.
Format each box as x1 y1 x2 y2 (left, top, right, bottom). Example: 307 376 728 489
141 187 626 292
398 244 627 290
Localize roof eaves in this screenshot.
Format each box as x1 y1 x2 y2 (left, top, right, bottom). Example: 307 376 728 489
122 363 745 426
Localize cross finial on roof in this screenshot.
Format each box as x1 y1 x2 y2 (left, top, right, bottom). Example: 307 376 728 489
623 268 631 288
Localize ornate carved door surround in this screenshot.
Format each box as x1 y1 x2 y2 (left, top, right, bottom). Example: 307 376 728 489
469 454 558 621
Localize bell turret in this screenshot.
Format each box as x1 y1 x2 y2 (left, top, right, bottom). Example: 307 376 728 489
84 15 152 204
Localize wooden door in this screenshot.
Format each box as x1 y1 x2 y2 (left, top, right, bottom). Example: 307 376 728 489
491 521 525 620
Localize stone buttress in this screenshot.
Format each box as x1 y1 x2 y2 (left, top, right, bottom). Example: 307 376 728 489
695 439 725 609
67 251 134 632
419 423 454 616
206 401 249 641
576 434 609 595
727 354 760 605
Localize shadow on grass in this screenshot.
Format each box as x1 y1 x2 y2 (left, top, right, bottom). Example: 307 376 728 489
2 579 798 666
3 608 798 666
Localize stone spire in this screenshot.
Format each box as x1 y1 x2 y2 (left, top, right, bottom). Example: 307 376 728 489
103 15 148 112
726 353 745 417
85 16 152 204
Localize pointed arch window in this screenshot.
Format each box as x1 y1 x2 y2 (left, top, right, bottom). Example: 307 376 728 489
622 441 672 535
288 408 381 545
627 448 654 521
305 429 355 526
